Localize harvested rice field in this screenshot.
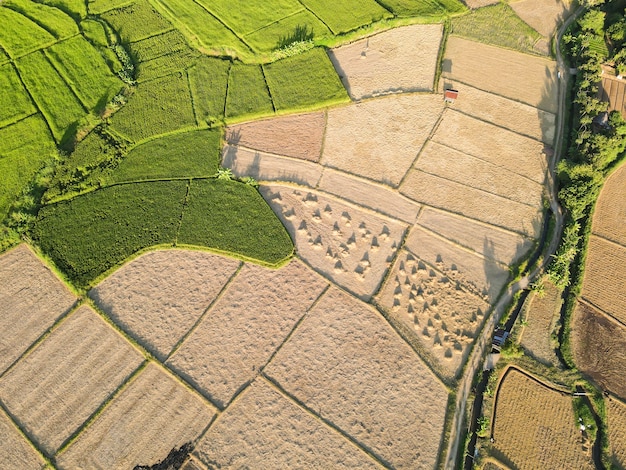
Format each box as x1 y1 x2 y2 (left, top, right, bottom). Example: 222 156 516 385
225 112 326 162
328 24 443 100
464 0 498 8
89 250 241 361
608 397 626 468
443 36 559 114
571 302 626 400
591 163 626 248
0 305 143 456
321 93 444 187
56 363 216 469
510 0 574 38
376 249 489 377
195 379 382 468
492 368 594 470
0 408 45 470
0 244 76 375
260 185 407 300
518 280 561 367
166 260 328 408
265 287 449 469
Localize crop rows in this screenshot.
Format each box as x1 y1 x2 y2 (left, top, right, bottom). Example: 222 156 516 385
0 6 56 57
101 0 173 43
3 0 78 40
0 63 36 127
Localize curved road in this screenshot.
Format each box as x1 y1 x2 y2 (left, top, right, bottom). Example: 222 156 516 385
443 8 584 468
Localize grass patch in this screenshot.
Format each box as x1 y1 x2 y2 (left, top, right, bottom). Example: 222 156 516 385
0 63 36 126
47 35 123 111
3 0 79 40
110 71 196 142
110 129 221 182
299 0 392 34
88 0 133 15
17 50 85 142
379 0 464 16
40 0 86 19
225 63 274 121
0 7 56 57
264 47 349 111
33 180 187 287
188 57 230 125
81 19 109 47
178 179 293 265
101 0 173 43
450 3 541 54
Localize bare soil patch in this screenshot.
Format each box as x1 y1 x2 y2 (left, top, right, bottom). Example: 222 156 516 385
57 362 215 469
0 305 143 455
404 226 510 302
376 249 489 378
0 408 45 470
438 82 556 144
225 111 326 162
260 184 406 300
510 0 574 38
90 249 240 361
581 235 626 326
318 169 421 224
221 145 323 187
328 24 443 100
571 301 626 400
166 260 328 408
265 286 449 469
0 244 76 375
492 368 594 469
195 379 382 468
608 396 626 468
592 162 626 248
442 36 558 113
518 281 561 367
321 94 444 187
417 207 533 266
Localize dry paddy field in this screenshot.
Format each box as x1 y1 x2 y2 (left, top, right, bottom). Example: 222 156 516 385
328 24 443 100
510 0 575 38
492 368 594 469
518 280 561 367
0 407 46 470
608 396 626 468
0 244 76 375
592 162 626 247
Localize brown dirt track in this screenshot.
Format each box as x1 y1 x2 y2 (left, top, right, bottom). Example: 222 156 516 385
0 408 46 470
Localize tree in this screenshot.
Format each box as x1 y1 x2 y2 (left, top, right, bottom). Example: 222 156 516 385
578 10 606 35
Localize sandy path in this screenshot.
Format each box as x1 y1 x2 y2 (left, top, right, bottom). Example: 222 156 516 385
0 244 76 375
443 36 559 113
90 250 240 361
195 378 382 468
328 24 443 100
265 287 449 469
166 260 328 408
222 145 323 187
225 111 326 162
321 93 444 187
57 362 215 470
260 184 406 300
0 305 143 456
0 408 45 470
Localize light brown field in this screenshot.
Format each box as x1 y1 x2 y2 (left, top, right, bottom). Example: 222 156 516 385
265 287 449 469
580 235 626 326
318 169 421 224
221 145 323 187
0 244 76 375
417 207 533 266
404 226 510 301
415 140 544 207
400 169 544 238
90 249 241 361
442 36 559 113
166 260 328 408
510 0 574 38
376 249 489 377
438 82 556 144
591 163 626 247
598 76 626 118
328 24 443 99
492 368 594 469
0 408 46 470
57 362 215 470
518 281 561 367
195 379 382 468
260 184 406 300
608 396 626 469
225 111 326 162
431 109 548 184
0 305 143 456
464 0 499 8
571 301 626 400
321 93 444 187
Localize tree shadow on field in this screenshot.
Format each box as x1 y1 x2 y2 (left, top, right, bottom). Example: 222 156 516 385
276 24 314 49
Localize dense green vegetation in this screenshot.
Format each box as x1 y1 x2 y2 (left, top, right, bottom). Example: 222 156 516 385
0 7 56 56
225 64 274 120
300 0 392 34
188 58 230 125
3 0 79 39
100 0 172 43
0 64 36 126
